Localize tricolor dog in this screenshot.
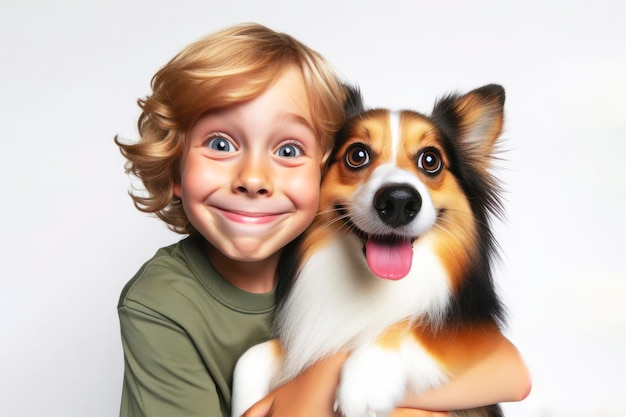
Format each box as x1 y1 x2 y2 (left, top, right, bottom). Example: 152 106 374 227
232 84 509 417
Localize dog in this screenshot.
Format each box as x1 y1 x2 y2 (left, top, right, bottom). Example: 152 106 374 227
232 84 508 417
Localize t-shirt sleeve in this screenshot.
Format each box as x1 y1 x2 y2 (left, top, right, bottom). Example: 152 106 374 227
118 300 226 417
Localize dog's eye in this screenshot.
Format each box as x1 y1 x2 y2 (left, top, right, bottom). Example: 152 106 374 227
417 148 443 175
345 144 371 169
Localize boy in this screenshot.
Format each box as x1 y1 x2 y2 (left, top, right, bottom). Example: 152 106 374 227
116 23 530 417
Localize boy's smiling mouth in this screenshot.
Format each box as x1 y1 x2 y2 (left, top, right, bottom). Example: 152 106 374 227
215 207 289 225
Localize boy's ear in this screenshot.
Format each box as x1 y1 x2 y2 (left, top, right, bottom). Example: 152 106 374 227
173 182 182 198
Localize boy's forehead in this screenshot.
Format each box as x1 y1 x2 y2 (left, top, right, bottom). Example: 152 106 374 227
278 67 310 104
188 68 317 137
279 67 319 128
254 66 316 132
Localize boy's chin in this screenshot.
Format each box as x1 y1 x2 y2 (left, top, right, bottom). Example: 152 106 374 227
206 234 289 264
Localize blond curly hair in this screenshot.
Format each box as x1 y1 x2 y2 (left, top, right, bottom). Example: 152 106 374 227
115 23 347 234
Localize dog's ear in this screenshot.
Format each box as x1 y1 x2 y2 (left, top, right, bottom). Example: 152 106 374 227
343 84 365 118
432 84 505 169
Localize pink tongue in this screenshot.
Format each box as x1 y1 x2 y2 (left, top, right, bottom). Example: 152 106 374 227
365 237 413 280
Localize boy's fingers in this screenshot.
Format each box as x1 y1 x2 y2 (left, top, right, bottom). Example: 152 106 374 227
390 408 449 417
240 395 273 417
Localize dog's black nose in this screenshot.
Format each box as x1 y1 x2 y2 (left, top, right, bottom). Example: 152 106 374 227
373 185 421 227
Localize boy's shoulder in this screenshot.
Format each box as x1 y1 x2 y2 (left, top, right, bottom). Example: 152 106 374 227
118 237 199 310
118 235 277 318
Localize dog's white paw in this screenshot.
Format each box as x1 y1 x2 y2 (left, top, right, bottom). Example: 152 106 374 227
336 345 407 417
231 340 282 417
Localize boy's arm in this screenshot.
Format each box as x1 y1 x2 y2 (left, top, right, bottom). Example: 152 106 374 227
240 352 348 417
119 303 225 417
400 334 531 411
240 353 447 417
242 334 530 417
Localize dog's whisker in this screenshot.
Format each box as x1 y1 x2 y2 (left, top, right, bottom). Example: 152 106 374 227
319 213 353 232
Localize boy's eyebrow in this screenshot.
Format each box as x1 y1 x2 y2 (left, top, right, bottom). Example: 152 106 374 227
278 112 315 133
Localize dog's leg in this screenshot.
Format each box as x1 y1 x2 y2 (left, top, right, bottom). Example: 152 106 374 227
337 324 448 417
231 339 282 417
337 343 406 417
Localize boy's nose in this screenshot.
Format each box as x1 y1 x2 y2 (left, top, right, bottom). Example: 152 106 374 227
233 154 273 196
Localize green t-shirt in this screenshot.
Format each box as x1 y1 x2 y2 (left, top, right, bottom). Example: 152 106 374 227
118 235 275 417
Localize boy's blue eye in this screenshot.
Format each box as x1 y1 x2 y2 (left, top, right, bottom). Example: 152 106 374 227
277 143 303 158
207 136 235 152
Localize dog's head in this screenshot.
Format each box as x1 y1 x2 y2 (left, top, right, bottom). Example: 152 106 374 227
316 85 505 285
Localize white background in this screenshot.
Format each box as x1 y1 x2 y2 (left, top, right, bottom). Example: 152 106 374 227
1 1 625 416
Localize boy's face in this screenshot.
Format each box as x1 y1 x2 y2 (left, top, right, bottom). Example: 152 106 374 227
174 68 322 279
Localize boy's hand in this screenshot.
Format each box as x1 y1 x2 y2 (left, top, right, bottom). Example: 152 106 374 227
238 351 449 417
240 352 348 417
240 378 340 417
390 410 449 417
242 388 449 417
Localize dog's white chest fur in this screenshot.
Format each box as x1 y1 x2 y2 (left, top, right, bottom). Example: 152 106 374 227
231 234 452 417
276 233 451 382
